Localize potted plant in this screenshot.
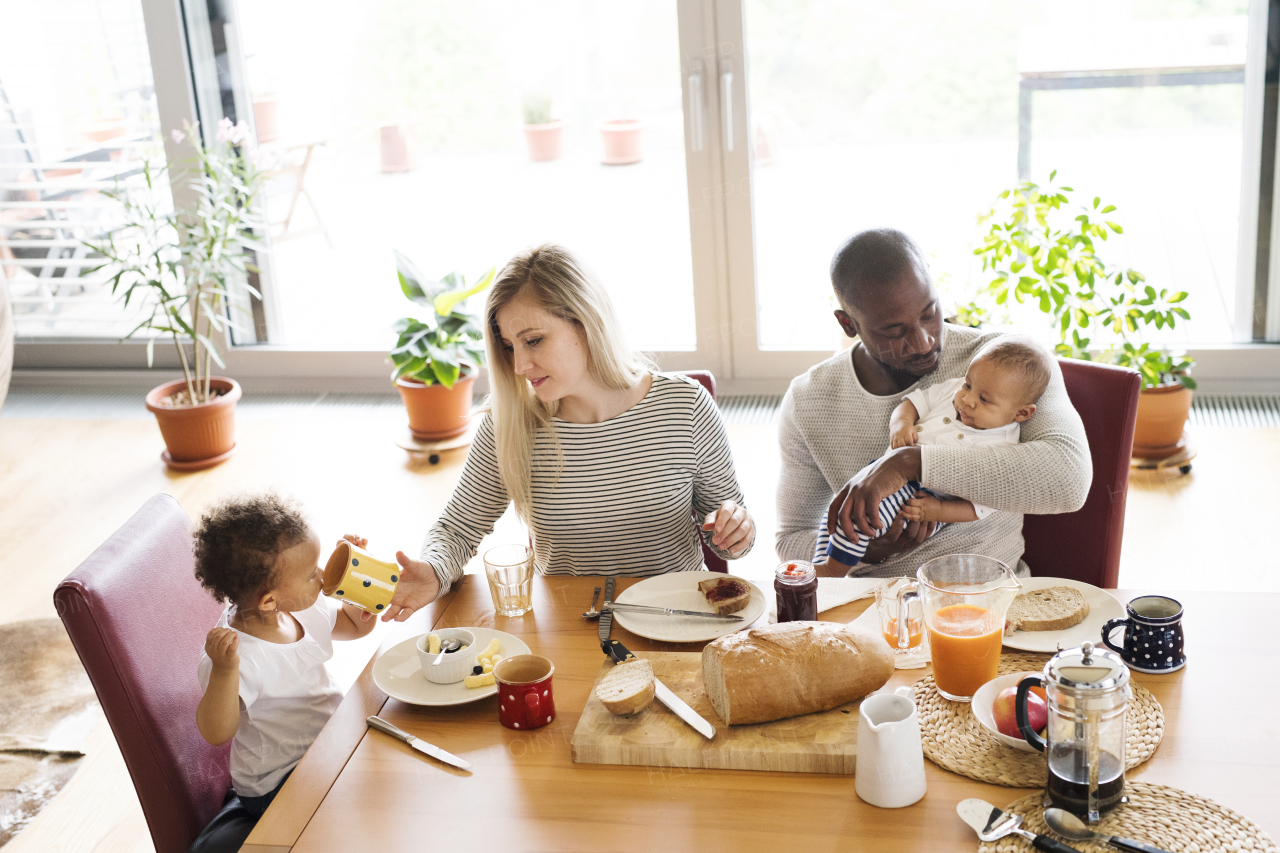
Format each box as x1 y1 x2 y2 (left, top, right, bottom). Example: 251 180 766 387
390 251 493 440
522 94 564 162
971 171 1195 458
598 119 643 165
87 118 265 470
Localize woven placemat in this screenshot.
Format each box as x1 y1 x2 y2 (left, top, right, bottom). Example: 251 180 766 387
916 652 1164 788
977 781 1279 853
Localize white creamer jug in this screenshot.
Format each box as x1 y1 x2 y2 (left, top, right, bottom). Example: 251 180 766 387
855 685 927 808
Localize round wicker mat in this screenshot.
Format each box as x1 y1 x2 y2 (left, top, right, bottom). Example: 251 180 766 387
916 653 1164 788
977 781 1279 853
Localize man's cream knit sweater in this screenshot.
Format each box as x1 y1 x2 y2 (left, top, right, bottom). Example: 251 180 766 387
776 323 1092 577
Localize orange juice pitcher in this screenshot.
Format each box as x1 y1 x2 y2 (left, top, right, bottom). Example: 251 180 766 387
897 555 1022 702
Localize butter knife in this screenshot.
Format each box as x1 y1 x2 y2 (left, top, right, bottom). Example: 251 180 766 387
367 715 471 770
604 602 742 620
604 639 715 740
956 798 1081 853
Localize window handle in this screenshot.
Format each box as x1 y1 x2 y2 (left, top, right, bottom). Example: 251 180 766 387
721 61 734 152
688 62 704 152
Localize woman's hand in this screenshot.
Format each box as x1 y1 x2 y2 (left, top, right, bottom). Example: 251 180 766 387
381 552 442 622
338 534 373 621
702 500 754 556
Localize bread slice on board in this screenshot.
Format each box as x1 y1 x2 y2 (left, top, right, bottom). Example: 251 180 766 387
1005 586 1090 634
594 658 656 716
701 621 893 725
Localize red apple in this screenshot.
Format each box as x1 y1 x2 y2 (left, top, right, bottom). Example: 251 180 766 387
992 684 1047 739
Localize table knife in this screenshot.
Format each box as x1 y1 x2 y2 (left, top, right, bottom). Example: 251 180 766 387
367 715 471 770
604 602 742 620
598 576 616 648
603 638 716 740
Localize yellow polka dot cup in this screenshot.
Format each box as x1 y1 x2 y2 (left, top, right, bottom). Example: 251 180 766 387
322 541 400 615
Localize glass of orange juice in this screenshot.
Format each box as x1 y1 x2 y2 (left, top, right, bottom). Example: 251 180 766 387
897 554 1022 701
873 578 930 669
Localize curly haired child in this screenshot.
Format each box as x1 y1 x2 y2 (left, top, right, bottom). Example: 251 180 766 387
187 492 376 853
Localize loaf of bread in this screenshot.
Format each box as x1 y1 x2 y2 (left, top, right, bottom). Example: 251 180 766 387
701 621 893 725
1005 586 1090 634
595 659 655 716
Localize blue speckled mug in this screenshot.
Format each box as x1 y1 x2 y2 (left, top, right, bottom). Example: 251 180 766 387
1102 595 1185 674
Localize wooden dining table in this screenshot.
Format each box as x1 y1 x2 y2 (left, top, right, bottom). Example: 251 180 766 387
241 575 1279 853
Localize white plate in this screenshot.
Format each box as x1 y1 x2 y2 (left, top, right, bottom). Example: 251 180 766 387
372 627 531 706
612 571 765 643
1001 577 1125 653
971 671 1044 753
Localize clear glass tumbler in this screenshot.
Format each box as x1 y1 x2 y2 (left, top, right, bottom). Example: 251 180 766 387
484 544 535 617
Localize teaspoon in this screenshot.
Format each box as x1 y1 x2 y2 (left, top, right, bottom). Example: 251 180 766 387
1043 808 1173 853
431 637 463 666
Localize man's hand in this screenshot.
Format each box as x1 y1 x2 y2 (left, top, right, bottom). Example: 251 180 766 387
899 493 942 523
701 500 754 555
832 446 923 539
860 514 938 564
381 552 442 622
204 627 239 671
889 425 918 449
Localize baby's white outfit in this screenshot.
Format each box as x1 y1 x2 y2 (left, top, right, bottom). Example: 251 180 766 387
197 598 343 797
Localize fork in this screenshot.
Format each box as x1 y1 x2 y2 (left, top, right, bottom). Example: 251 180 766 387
582 585 602 619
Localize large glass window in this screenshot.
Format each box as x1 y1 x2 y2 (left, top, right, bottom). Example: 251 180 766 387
0 0 164 340
743 1 1248 351
234 0 697 350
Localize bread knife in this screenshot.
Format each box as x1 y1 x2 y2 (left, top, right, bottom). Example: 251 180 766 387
603 639 715 740
367 715 472 770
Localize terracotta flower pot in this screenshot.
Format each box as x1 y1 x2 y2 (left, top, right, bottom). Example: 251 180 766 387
522 120 565 162
253 97 280 144
397 372 475 441
144 377 242 470
1132 382 1193 458
598 119 643 165
380 124 411 173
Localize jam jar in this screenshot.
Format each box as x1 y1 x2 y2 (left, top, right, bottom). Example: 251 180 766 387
775 560 818 622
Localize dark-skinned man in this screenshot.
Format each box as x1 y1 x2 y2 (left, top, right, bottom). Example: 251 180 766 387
776 228 1091 577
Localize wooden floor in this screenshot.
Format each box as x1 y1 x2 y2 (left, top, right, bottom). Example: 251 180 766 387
0 412 1275 853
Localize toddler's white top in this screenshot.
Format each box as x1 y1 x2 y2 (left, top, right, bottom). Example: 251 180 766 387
198 598 343 797
900 377 1021 519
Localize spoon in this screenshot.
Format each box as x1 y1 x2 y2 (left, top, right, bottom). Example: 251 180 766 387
430 637 463 666
582 586 602 619
1043 808 1173 853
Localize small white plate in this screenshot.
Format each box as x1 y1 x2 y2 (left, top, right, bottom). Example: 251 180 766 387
1001 576 1125 653
971 671 1044 753
612 571 765 643
372 627 531 706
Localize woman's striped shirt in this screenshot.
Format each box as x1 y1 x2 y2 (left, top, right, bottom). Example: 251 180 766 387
420 373 752 592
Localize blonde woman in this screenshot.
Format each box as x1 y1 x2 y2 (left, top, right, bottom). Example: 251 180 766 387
380 243 755 621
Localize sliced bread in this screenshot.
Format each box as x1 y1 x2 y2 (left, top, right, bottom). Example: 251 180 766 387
1005 586 1090 634
594 658 655 716
697 577 752 615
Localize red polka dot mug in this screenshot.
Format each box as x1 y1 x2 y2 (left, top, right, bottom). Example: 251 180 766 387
494 654 556 731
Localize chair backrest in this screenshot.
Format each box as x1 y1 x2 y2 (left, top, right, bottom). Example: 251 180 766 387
677 370 729 573
1021 359 1140 588
55 494 229 853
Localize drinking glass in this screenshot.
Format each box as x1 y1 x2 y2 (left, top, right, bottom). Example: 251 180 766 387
484 545 534 617
873 578 930 669
898 554 1022 701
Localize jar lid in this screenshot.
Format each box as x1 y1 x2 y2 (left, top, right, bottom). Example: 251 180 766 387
775 560 816 583
1045 642 1130 692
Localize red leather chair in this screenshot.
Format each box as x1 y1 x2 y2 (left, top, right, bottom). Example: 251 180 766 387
55 494 230 853
679 370 730 573
1021 359 1141 589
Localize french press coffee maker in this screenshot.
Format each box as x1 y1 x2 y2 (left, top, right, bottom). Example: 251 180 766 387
1016 641 1131 823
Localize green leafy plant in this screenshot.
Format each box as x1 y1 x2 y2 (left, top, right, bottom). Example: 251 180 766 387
87 118 266 404
971 171 1195 390
390 251 493 388
522 93 553 126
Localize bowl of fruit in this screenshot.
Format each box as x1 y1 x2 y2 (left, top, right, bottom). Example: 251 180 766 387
971 671 1046 753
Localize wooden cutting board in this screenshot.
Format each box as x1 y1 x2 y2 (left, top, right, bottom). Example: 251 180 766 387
570 652 863 774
